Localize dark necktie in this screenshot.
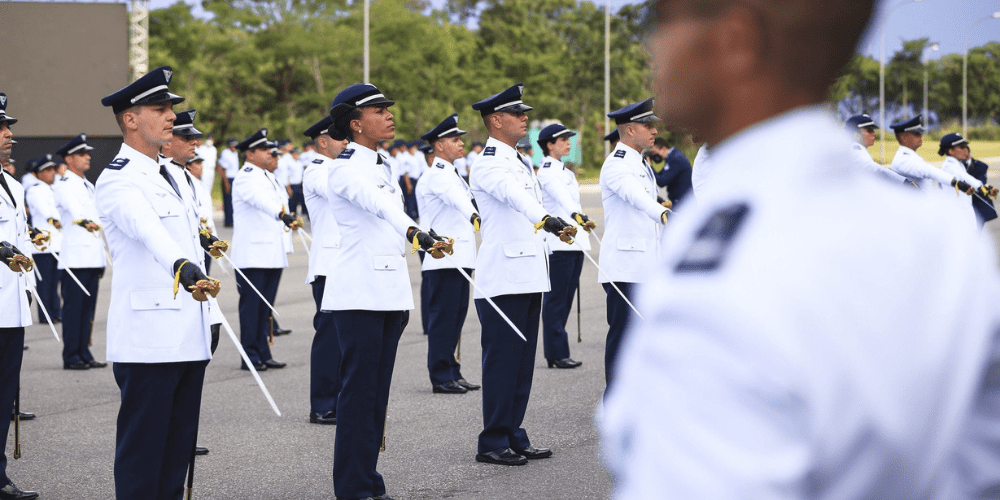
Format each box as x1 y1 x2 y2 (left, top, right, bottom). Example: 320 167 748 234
159 165 181 197
183 169 198 203
0 173 15 208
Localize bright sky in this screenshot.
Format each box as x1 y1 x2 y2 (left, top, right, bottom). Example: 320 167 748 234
136 0 999 59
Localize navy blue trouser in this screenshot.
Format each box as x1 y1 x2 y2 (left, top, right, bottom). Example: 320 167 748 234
476 292 541 453
332 310 403 499
424 269 471 386
542 251 584 360
113 360 208 500
603 281 636 388
0 328 25 486
223 178 234 226
203 253 212 277
236 268 281 365
33 253 61 322
61 267 101 364
310 277 340 415
404 177 419 220
289 183 307 216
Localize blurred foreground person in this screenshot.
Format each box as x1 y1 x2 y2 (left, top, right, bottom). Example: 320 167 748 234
601 1 1000 498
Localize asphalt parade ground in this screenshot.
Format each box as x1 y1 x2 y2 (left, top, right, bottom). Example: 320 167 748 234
9 161 1000 499
9 188 615 499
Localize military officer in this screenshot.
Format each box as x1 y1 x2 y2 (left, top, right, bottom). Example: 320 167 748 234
602 2 1000 497
24 154 62 323
322 82 445 500
889 115 975 198
416 113 482 394
185 154 219 275
598 98 669 388
53 133 107 370
231 128 292 371
535 123 590 369
301 115 347 425
604 129 620 149
218 138 239 227
469 83 574 466
938 132 998 228
96 66 217 499
0 91 40 500
194 133 217 193
844 114 908 184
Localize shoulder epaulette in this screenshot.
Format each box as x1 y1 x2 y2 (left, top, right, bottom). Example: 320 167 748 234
106 158 130 171
312 159 323 164
613 150 626 159
542 162 551 169
337 149 355 160
435 163 445 169
483 146 496 157
675 202 751 274
852 144 863 150
243 166 253 172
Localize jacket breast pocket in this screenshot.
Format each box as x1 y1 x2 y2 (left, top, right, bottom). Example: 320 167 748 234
373 255 404 271
503 241 539 283
150 197 180 218
616 238 646 272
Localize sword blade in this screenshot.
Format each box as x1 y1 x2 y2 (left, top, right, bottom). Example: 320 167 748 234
207 296 282 416
296 230 311 258
219 251 280 317
20 269 60 341
48 251 91 297
440 252 526 342
579 248 644 320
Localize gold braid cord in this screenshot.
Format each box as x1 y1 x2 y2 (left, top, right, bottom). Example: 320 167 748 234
173 260 190 299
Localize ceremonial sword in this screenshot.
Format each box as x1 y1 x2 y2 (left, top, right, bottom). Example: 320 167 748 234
206 296 281 416
585 230 644 320
217 251 280 317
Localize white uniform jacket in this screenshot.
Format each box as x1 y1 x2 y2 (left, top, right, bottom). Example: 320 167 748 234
321 143 417 311
848 143 909 185
889 146 955 192
24 181 61 254
194 143 217 192
415 157 478 271
469 137 550 298
230 163 291 270
536 156 591 252
95 143 211 363
0 171 34 328
53 170 105 269
598 143 664 284
302 154 341 284
941 155 983 189
603 106 1000 499
218 148 240 179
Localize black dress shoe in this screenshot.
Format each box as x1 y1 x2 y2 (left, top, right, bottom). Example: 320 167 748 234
514 445 552 459
10 412 34 421
263 359 286 369
432 381 467 394
455 378 480 391
475 447 527 466
0 481 39 500
241 361 267 371
547 358 582 369
63 361 90 370
87 360 108 368
309 411 337 425
195 446 209 456
273 327 292 336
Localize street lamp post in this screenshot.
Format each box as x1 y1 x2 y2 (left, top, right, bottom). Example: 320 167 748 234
923 43 938 129
879 0 923 164
963 11 1000 138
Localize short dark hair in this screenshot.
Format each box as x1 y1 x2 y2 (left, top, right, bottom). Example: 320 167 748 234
653 137 670 149
652 0 874 98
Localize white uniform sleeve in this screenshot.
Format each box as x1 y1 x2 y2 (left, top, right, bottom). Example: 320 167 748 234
892 157 956 186
328 166 417 237
53 180 91 223
234 173 282 219
942 159 983 189
96 173 187 276
475 162 548 223
538 171 582 216
602 163 666 222
25 188 59 224
428 177 477 220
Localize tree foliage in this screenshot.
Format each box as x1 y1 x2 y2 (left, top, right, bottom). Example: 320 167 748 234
149 0 652 170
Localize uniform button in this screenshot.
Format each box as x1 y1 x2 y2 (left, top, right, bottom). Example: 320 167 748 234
155 302 160 306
